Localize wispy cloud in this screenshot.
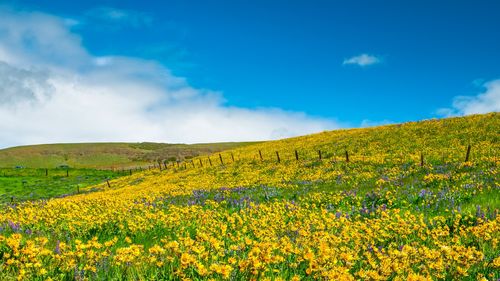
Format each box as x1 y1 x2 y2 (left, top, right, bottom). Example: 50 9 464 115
0 8 340 148
360 119 394 128
343 54 381 67
437 79 500 117
84 7 153 28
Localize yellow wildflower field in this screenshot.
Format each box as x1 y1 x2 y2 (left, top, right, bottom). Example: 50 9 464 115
0 113 499 280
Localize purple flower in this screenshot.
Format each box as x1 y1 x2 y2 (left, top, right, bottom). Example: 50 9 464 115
419 189 431 198
8 221 20 232
476 205 485 219
54 240 61 255
367 245 374 253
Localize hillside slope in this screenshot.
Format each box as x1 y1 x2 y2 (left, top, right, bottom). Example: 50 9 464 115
0 142 256 169
87 112 498 200
0 113 499 280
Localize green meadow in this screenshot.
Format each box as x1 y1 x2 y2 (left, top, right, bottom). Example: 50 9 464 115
0 142 255 204
0 168 126 204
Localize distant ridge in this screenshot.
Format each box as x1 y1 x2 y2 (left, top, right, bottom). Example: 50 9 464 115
0 142 257 169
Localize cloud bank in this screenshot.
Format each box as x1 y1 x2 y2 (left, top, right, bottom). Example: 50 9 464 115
343 54 381 67
438 79 500 117
0 8 339 148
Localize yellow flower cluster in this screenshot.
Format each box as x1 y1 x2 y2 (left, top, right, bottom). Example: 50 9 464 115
0 113 498 280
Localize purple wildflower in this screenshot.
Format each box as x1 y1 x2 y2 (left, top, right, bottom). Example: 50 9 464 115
54 240 61 255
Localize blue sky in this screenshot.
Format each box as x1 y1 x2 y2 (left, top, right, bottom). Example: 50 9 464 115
0 1 499 147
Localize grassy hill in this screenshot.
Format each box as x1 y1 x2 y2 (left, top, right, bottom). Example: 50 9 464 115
0 113 499 280
0 142 257 169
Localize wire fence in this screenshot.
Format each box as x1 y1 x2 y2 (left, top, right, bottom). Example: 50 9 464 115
1 144 498 203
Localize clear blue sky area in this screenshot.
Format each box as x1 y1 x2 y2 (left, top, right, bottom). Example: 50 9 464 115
8 0 500 125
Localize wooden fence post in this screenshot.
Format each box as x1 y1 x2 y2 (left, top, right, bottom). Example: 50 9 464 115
231 153 235 162
276 151 281 163
295 150 299 161
45 168 48 176
199 159 203 167
130 169 132 175
208 157 213 166
259 150 263 161
318 150 322 160
106 180 111 188
420 152 424 167
465 144 471 162
219 154 224 165
66 169 69 177
345 150 349 163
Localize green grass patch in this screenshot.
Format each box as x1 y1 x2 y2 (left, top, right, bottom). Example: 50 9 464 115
0 168 127 204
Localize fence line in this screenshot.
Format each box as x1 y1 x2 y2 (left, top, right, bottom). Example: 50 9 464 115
3 144 497 204
151 144 498 174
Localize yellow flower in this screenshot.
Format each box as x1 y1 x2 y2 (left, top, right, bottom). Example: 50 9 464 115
180 253 195 267
492 256 500 268
39 268 48 275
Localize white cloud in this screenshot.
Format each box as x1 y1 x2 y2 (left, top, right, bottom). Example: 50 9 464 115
437 79 500 117
343 54 381 67
360 119 394 128
0 8 339 148
84 7 153 28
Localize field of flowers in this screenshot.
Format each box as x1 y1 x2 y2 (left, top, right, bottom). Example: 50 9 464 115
0 113 499 280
